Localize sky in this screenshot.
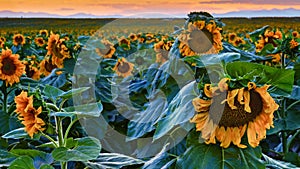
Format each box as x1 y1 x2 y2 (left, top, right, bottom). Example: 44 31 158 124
1 0 300 17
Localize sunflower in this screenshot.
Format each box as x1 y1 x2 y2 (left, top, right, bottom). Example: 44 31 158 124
227 33 237 44
39 57 59 76
290 39 299 49
13 34 26 46
95 39 116 59
14 91 33 114
292 31 299 38
34 37 46 47
233 37 246 47
118 37 130 50
190 78 279 148
25 64 40 80
154 40 173 64
19 106 45 138
128 33 138 41
0 49 25 86
39 29 49 37
0 39 4 48
113 57 134 78
46 33 70 67
145 33 156 44
15 91 45 138
179 19 223 56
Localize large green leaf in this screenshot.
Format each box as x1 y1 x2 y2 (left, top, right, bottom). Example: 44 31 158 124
176 143 265 169
62 102 103 117
43 85 64 101
263 153 297 169
0 150 15 167
8 156 35 169
58 87 90 99
154 81 198 140
51 137 101 162
10 149 47 159
85 153 144 169
226 61 294 94
2 128 39 139
127 91 168 141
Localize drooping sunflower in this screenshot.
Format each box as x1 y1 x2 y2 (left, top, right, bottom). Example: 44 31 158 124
13 34 26 46
178 14 223 56
256 29 282 52
190 78 279 148
113 57 134 78
14 91 33 114
34 37 46 47
154 40 173 64
39 29 49 37
0 49 25 86
95 39 116 59
14 91 45 138
39 57 59 76
46 33 71 67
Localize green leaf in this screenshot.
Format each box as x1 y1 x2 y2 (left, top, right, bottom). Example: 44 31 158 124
263 153 297 169
2 128 32 139
10 149 47 159
127 91 168 141
43 85 64 101
0 150 15 167
142 143 176 169
176 143 264 169
85 153 144 169
0 111 20 135
40 164 55 169
248 25 269 41
9 156 35 169
154 81 198 140
62 102 103 117
51 137 101 162
59 87 90 99
226 61 294 94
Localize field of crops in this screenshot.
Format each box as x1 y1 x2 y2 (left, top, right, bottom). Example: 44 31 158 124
0 12 299 168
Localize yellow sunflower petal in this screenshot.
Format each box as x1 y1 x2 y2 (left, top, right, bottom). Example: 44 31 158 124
243 90 251 113
192 98 212 112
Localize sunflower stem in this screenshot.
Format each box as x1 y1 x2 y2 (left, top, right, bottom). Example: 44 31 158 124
41 132 58 148
287 129 300 150
281 52 285 69
282 132 288 155
63 118 79 146
2 84 8 114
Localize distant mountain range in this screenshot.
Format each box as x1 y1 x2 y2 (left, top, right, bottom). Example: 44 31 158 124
213 8 300 18
0 8 299 18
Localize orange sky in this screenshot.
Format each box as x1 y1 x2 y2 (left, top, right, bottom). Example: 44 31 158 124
1 0 300 17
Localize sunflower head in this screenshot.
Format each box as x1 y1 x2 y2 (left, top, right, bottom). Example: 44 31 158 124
39 57 58 77
128 33 138 41
14 91 46 138
113 58 134 78
13 34 26 46
39 29 49 37
178 12 224 55
118 37 131 50
190 78 279 148
0 49 25 86
34 37 46 47
292 31 299 38
46 33 71 67
290 39 299 49
95 39 116 59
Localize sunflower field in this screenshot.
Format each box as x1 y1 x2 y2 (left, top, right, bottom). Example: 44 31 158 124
0 12 300 169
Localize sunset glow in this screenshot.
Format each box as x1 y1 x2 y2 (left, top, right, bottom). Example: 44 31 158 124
1 0 300 17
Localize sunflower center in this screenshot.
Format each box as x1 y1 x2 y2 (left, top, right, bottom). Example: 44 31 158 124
99 45 111 55
117 62 130 73
1 58 16 75
45 60 57 72
25 65 35 78
209 90 263 127
188 29 213 53
15 36 23 44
